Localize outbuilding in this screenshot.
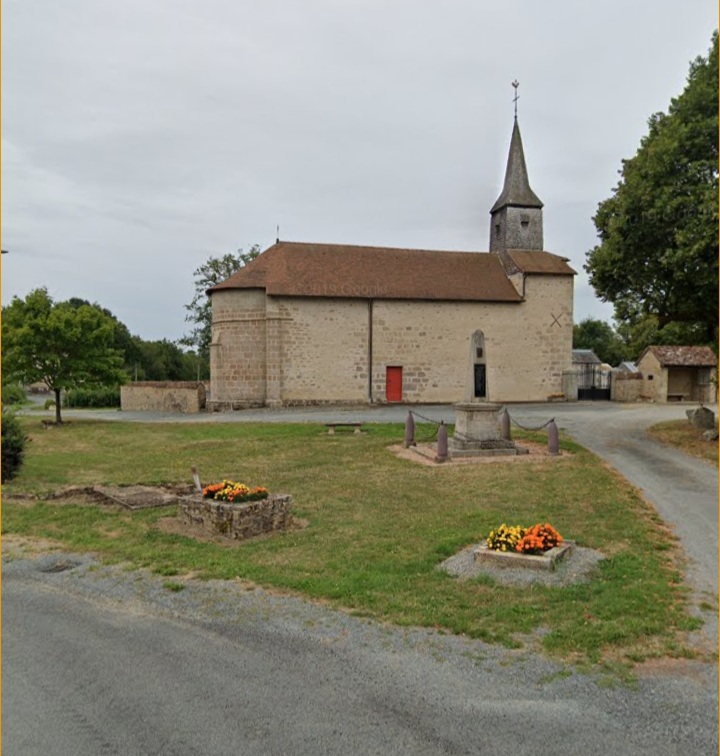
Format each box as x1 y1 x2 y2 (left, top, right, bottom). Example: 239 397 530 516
636 345 717 403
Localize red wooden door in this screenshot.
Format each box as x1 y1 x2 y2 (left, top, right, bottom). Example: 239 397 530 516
386 366 403 402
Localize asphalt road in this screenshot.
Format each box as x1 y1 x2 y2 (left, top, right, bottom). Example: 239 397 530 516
3 553 718 756
6 400 718 754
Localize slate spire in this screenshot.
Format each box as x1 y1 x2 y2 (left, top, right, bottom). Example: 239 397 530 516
490 118 543 213
489 116 544 253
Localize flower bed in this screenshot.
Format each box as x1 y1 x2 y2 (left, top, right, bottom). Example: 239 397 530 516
202 480 269 503
476 522 572 571
181 481 291 541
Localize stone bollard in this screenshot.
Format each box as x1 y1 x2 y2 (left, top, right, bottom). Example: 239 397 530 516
500 408 511 441
435 421 449 463
404 411 416 448
547 419 559 456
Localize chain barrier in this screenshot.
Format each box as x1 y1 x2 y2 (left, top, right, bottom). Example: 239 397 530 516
408 409 555 444
408 411 443 443
508 416 555 432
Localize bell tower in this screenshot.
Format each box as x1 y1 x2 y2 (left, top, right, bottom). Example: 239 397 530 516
489 83 544 253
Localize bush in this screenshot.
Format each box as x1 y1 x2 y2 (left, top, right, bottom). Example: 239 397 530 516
2 410 28 483
2 383 27 406
63 386 121 408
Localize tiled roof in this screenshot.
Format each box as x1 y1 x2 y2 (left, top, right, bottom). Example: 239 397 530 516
209 241 573 302
507 249 576 275
641 345 717 367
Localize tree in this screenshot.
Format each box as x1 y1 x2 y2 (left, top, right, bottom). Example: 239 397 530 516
182 245 261 363
1 288 127 423
585 32 718 344
615 314 712 361
572 318 626 366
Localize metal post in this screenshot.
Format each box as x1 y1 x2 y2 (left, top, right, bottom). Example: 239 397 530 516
547 419 559 456
435 421 448 463
500 408 511 441
404 412 416 448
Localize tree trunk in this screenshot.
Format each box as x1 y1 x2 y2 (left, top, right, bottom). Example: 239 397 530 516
54 388 63 424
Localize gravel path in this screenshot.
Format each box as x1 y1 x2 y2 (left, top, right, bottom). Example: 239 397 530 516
3 540 718 755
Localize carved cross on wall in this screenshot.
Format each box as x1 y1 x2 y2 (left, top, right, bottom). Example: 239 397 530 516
550 313 562 328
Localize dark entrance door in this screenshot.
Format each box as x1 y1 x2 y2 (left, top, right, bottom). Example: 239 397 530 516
474 364 486 398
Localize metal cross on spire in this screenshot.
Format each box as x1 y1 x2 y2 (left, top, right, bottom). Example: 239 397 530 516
512 80 520 119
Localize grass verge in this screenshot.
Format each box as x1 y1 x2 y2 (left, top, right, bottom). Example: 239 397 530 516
2 418 703 665
646 419 718 465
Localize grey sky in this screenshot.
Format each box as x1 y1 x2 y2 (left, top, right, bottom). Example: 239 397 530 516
2 0 716 342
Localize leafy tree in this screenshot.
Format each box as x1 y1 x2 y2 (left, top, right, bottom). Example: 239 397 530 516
134 339 201 381
615 314 713 362
1 288 127 423
585 32 718 343
572 318 627 366
182 245 261 363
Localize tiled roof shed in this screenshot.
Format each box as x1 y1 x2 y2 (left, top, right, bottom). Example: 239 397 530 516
640 345 717 367
209 241 574 302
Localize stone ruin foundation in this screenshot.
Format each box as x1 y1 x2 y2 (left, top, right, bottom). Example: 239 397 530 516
180 494 293 541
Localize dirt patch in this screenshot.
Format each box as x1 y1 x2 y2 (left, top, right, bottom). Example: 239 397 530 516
2 534 65 558
3 484 196 510
390 440 571 467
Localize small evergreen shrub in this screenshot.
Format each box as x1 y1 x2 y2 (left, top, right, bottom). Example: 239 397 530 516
1 383 27 406
63 386 121 408
2 410 28 483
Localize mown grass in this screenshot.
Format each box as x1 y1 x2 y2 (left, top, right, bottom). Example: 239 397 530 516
2 418 703 665
646 419 718 465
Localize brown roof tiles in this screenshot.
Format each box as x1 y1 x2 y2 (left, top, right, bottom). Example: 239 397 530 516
641 345 717 367
209 241 574 302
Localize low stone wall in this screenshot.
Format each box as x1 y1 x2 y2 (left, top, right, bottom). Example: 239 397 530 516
121 382 206 413
611 372 643 402
180 494 293 540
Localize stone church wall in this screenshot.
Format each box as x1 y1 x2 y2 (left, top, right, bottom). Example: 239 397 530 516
209 289 268 407
208 273 573 408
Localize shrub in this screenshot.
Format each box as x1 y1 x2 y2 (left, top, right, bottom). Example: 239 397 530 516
63 386 121 408
1 383 27 406
2 410 29 482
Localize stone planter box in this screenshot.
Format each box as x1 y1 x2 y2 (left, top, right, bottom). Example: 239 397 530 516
180 494 293 541
474 541 575 571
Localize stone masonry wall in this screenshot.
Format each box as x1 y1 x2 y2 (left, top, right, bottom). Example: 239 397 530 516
210 289 268 407
208 273 574 406
611 373 643 402
180 494 293 540
120 382 206 413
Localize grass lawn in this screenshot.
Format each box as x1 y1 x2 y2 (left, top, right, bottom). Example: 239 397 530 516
2 418 705 668
646 419 718 465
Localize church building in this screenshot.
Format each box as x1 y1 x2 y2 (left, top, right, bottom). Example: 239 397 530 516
207 117 575 408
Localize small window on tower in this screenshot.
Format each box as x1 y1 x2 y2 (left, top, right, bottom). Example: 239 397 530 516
495 224 501 237
520 213 530 229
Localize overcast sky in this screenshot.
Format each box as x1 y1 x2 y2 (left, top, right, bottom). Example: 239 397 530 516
2 0 716 343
